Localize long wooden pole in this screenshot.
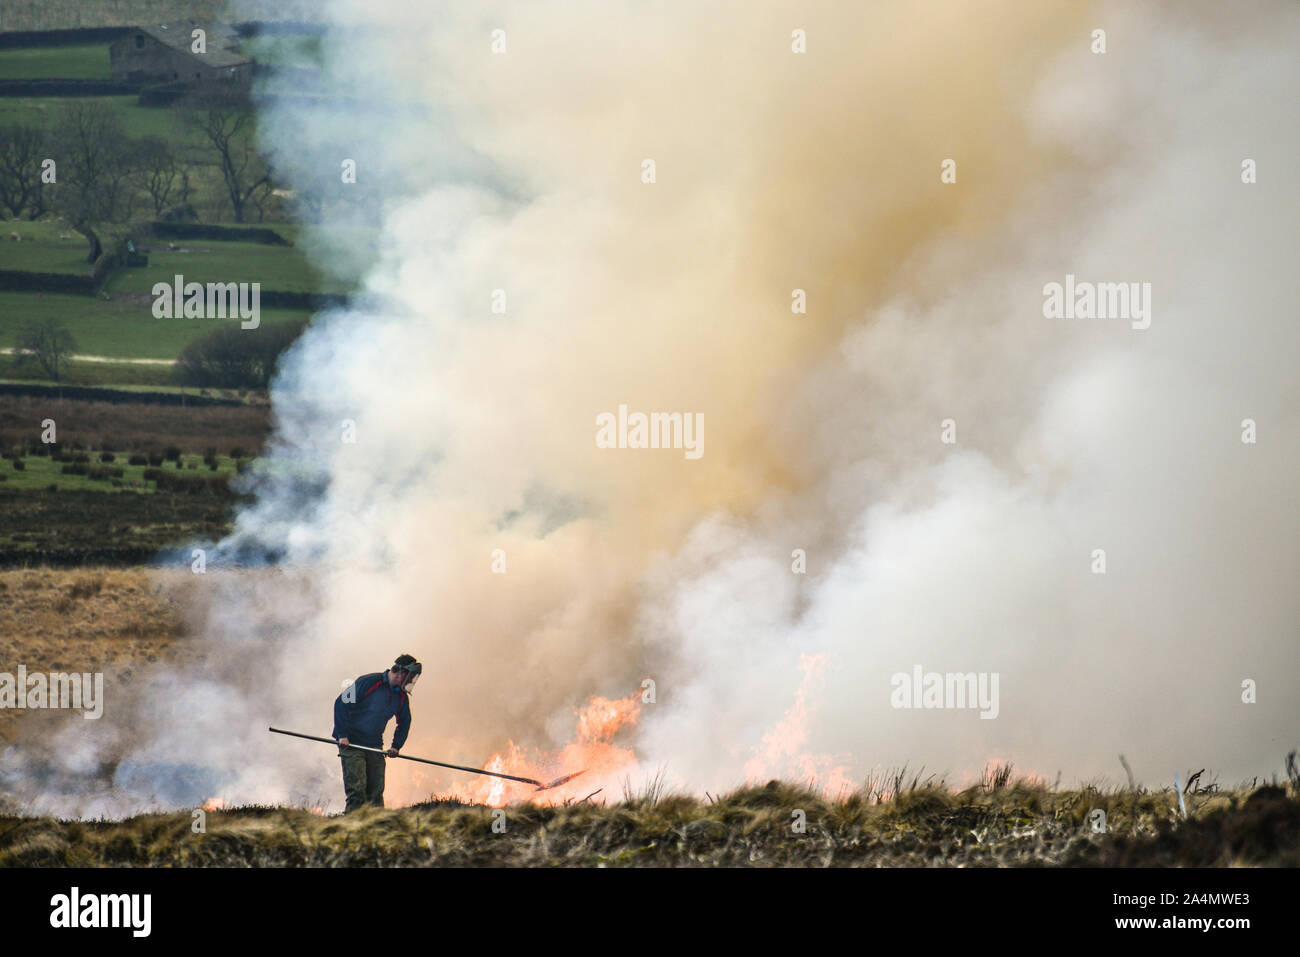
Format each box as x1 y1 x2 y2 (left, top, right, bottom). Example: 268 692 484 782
268 726 585 791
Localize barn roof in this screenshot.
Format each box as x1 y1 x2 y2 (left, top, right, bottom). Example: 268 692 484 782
134 20 251 69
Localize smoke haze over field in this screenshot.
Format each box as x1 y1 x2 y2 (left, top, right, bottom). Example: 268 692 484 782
4 0 1297 815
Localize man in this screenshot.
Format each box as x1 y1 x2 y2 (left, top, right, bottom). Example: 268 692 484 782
332 655 421 812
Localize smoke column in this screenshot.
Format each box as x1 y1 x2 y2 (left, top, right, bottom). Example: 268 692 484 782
4 0 1296 815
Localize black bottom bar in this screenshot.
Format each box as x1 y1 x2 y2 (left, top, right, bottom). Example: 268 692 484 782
1 866 1284 941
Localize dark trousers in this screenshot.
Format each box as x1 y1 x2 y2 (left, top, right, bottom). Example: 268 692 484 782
340 746 386 812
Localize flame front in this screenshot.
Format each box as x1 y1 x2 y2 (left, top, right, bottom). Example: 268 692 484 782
451 688 643 807
744 653 854 797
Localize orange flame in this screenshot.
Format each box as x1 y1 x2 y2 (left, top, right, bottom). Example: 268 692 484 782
201 796 225 811
744 653 855 797
450 687 644 807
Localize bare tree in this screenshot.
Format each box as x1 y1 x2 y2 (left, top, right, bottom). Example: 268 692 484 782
182 90 271 223
249 169 283 222
49 101 137 262
132 136 182 218
15 317 79 383
0 124 49 220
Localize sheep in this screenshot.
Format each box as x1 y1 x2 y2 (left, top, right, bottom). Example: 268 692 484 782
8 232 19 242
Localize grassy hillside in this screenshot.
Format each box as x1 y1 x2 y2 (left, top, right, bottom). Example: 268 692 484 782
0 290 312 360
1 779 1295 867
103 238 349 296
0 360 178 388
0 217 331 377
0 43 110 79
0 219 98 273
0 94 192 140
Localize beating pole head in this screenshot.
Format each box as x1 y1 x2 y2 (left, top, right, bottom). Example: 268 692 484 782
535 769 587 791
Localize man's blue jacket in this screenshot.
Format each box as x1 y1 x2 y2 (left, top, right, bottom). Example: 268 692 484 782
332 672 411 750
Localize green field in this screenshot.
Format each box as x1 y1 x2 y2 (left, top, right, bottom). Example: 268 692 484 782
0 450 241 492
1 218 348 292
0 361 175 388
0 289 312 359
0 219 95 274
0 221 329 363
0 94 194 140
0 89 263 148
0 43 111 80
104 239 348 296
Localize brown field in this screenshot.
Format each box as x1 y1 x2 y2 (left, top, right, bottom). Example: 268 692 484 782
0 395 269 457
0 566 197 743
0 486 241 567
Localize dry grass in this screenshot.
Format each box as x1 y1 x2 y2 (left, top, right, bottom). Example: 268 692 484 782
0 396 270 457
0 566 201 742
0 778 1295 867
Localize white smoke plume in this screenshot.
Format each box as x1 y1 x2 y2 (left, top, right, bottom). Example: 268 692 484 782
4 0 1296 815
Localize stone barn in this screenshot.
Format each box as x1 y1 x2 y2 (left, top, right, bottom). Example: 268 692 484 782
110 21 253 89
